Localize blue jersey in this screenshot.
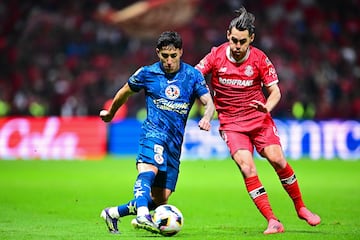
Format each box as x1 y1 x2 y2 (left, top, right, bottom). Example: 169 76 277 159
128 61 208 170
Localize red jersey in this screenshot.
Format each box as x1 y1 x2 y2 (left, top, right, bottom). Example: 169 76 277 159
196 43 279 130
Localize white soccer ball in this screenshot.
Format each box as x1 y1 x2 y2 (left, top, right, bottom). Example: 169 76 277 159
152 204 184 236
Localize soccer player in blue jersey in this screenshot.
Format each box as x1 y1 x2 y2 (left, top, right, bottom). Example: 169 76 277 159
99 31 215 234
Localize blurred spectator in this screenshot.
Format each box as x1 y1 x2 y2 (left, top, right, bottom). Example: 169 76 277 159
0 0 359 119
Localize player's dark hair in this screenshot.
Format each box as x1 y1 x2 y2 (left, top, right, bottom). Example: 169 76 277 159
157 31 183 50
228 6 255 35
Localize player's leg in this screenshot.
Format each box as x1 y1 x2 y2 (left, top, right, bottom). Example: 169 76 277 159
132 156 179 233
103 168 170 223
232 149 284 234
221 130 283 234
134 163 158 216
100 138 163 234
131 140 170 234
100 163 158 234
130 162 160 233
261 144 321 226
150 163 178 206
151 161 178 206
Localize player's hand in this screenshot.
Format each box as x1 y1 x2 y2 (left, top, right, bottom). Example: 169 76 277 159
99 109 113 122
249 100 268 113
198 118 211 131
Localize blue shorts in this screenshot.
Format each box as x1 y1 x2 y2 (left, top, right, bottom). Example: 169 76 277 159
153 166 179 192
136 138 180 191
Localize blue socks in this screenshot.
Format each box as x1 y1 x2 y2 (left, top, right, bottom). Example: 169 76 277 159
134 171 155 208
118 200 137 217
117 171 156 217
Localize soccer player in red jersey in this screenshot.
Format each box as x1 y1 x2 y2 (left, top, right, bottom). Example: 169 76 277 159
195 6 321 234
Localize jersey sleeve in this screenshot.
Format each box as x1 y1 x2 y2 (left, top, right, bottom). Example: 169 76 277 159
195 47 216 75
258 53 279 87
193 69 209 97
128 67 146 92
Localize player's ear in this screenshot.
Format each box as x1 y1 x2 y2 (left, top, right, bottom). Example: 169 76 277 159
156 48 161 57
250 33 255 42
179 49 183 57
226 30 231 40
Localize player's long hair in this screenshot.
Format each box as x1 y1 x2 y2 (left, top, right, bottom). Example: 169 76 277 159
228 6 255 35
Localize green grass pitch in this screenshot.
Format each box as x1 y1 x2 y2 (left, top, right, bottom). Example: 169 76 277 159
0 156 359 240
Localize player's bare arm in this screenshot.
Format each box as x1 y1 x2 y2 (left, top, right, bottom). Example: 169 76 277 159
249 84 281 113
197 92 215 131
100 83 135 122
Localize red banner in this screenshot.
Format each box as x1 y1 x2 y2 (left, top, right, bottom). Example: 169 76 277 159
0 117 107 160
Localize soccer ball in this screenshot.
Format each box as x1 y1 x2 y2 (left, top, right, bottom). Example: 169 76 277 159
152 204 184 236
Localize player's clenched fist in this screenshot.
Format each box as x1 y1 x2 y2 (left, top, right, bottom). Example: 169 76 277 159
198 118 211 131
99 109 113 122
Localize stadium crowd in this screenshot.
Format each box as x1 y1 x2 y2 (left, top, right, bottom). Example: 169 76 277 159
0 0 359 119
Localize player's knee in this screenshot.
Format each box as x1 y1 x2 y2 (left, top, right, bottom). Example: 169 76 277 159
236 162 257 177
268 157 287 170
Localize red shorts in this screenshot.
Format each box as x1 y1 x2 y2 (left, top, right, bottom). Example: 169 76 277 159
220 123 281 156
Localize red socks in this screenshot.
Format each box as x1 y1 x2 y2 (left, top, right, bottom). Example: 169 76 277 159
276 163 305 211
245 176 277 221
245 163 306 221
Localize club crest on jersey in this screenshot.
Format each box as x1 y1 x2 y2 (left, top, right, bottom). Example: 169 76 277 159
244 65 254 77
165 85 180 100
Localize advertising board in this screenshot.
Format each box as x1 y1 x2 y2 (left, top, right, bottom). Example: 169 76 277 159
109 119 360 160
0 117 106 160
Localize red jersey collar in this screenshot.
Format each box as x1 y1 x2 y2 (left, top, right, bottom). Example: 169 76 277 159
226 45 250 64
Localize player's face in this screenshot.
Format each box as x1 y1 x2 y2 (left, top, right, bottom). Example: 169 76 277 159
227 27 254 61
156 45 183 74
